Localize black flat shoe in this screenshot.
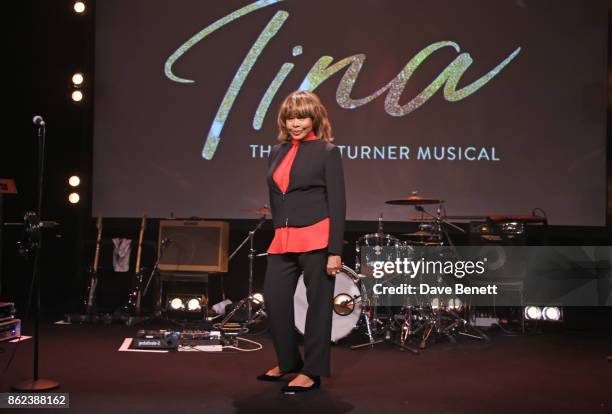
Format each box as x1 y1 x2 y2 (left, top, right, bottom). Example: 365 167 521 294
281 375 321 394
256 367 302 382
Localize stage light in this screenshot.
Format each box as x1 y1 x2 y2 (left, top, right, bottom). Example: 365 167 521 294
448 298 462 310
74 1 86 14
71 90 83 102
431 298 440 310
72 73 84 86
68 176 81 187
524 306 542 320
68 192 80 204
252 293 264 304
169 298 184 310
542 307 562 321
187 298 201 311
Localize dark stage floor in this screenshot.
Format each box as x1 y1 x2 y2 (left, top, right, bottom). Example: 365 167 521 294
1 321 611 414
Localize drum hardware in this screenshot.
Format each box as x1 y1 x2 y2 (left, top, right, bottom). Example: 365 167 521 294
349 194 489 351
396 297 490 349
430 308 490 345
349 303 419 354
412 204 466 247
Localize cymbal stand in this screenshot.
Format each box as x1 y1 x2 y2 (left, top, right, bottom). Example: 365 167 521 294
406 207 489 347
414 204 465 246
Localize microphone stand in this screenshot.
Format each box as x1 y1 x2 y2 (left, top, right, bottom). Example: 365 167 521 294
142 239 170 299
222 214 268 329
13 118 60 391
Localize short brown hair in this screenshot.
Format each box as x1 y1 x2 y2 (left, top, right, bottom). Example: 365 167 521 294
277 90 334 143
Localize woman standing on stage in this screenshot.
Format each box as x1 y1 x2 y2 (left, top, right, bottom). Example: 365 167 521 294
257 90 346 394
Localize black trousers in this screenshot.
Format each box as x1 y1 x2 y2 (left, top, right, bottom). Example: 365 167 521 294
264 249 335 377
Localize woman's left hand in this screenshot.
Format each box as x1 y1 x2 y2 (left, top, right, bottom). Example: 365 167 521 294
327 255 342 276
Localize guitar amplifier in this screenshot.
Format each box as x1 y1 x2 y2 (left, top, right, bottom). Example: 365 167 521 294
0 302 16 322
158 220 229 272
0 319 21 342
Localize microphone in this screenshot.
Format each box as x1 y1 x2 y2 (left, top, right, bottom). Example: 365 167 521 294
32 115 45 127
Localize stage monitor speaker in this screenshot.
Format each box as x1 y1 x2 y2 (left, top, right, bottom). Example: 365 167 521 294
158 220 229 272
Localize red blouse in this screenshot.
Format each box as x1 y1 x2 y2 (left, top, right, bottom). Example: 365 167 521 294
267 132 330 254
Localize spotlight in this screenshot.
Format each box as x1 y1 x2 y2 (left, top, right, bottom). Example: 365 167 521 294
68 176 81 187
73 1 86 14
68 193 80 204
187 298 201 311
252 293 264 304
169 298 184 310
542 307 562 321
167 295 207 314
524 306 542 320
71 90 83 102
448 298 463 310
72 73 84 86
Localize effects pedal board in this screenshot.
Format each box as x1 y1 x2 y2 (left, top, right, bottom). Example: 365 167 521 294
131 329 223 351
133 330 181 350
180 330 222 351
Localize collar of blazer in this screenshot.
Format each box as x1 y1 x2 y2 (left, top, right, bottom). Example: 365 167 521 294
269 138 323 194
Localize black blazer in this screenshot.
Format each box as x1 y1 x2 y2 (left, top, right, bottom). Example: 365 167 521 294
267 139 346 256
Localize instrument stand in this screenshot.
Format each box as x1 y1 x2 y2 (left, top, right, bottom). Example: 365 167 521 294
415 307 489 349
220 214 268 330
351 307 419 354
414 204 465 246
123 240 177 326
441 309 490 342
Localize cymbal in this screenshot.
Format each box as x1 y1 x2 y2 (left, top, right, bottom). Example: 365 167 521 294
406 215 486 221
241 207 271 216
405 240 444 246
386 195 444 205
400 231 434 237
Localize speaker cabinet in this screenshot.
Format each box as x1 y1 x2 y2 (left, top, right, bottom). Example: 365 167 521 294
158 220 229 272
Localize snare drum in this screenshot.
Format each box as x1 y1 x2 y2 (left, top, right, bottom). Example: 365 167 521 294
294 265 366 343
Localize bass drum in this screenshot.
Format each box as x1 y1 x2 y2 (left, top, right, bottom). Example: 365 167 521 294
294 265 366 343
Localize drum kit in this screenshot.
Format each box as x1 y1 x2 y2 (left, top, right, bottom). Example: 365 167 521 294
236 192 489 353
